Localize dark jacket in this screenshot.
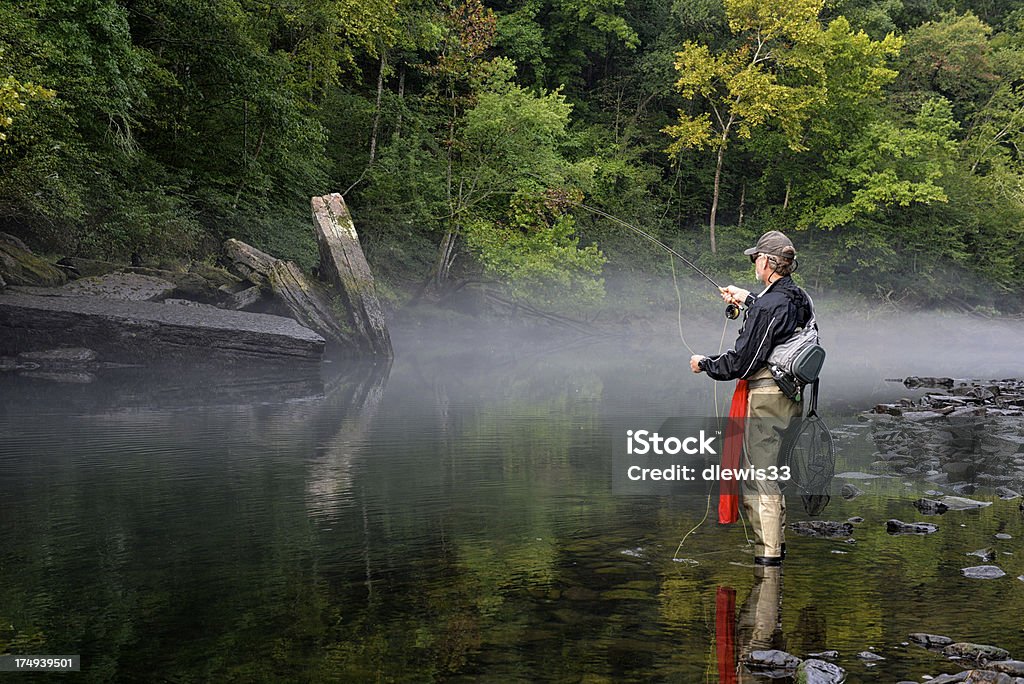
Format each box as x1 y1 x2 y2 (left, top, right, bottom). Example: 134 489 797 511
700 276 813 381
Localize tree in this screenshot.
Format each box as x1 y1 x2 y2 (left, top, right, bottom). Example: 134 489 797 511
663 0 830 253
0 52 53 150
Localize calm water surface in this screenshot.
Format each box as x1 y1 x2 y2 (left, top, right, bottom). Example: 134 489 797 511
2 317 1024 682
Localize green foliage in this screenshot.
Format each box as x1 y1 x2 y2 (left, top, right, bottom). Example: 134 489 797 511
464 194 606 309
1 0 1023 310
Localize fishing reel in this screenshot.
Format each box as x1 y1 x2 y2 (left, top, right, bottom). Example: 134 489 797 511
725 303 741 320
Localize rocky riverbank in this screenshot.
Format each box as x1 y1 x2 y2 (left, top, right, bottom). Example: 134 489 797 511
0 193 392 370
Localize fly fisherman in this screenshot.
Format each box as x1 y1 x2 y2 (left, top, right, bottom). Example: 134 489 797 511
688 230 813 566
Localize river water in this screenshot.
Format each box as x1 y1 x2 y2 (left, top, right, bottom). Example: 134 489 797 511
2 311 1023 682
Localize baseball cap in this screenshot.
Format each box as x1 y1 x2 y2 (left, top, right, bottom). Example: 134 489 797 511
743 230 796 258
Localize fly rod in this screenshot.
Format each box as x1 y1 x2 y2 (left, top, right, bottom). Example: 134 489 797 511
574 202 742 320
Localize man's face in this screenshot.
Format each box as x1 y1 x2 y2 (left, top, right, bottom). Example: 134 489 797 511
752 253 767 283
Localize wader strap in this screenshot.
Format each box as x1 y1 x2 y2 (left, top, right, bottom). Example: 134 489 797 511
747 378 778 390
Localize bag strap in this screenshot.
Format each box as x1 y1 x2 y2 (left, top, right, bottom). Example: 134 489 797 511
807 378 820 417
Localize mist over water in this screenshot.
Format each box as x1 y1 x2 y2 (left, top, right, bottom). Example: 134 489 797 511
2 292 1023 681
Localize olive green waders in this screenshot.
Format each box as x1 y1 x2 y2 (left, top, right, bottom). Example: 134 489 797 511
744 368 802 559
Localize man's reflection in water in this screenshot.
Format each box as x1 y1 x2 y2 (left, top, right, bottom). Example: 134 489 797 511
717 566 785 683
737 566 785 680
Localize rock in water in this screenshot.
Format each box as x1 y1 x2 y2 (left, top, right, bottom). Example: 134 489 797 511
886 519 938 535
841 483 863 499
909 633 954 649
943 642 1011 661
989 661 1024 677
310 193 392 357
744 649 801 673
790 521 854 538
914 498 949 515
795 658 846 683
961 565 1007 580
0 292 323 365
941 496 992 510
968 548 997 562
996 487 1021 500
929 671 1022 684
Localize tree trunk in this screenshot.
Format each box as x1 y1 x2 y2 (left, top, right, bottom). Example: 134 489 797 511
368 55 385 164
738 182 745 228
395 66 405 140
709 143 725 254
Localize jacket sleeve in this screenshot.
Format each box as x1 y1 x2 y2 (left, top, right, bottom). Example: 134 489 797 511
700 305 780 381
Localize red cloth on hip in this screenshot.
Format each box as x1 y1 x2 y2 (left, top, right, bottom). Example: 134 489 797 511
718 379 748 524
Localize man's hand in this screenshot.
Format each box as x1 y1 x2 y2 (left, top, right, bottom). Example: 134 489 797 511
690 355 706 374
719 285 750 307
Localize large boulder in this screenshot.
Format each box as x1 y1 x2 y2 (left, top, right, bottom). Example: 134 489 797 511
310 193 392 357
0 292 324 365
61 272 177 301
0 234 67 287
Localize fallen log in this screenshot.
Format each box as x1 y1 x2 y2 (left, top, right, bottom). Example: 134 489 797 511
223 238 277 287
310 193 392 356
268 260 354 347
0 292 324 365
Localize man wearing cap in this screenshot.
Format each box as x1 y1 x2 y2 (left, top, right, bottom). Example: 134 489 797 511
688 230 813 566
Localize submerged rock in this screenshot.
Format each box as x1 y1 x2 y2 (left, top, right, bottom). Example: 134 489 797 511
961 565 1007 580
886 519 938 535
996 487 1022 500
914 498 949 515
968 548 997 562
790 521 854 538
840 483 863 499
857 651 884 661
794 658 846 683
941 496 991 510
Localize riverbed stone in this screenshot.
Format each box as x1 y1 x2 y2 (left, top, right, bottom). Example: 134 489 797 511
941 496 991 510
968 548 997 562
794 658 845 683
915 497 949 514
744 649 801 672
886 519 938 535
790 521 854 538
944 643 1012 661
990 661 1024 676
910 633 954 648
961 565 1007 579
841 484 863 499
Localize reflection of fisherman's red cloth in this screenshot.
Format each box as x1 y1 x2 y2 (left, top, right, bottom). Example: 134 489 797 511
719 379 748 524
716 586 737 684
